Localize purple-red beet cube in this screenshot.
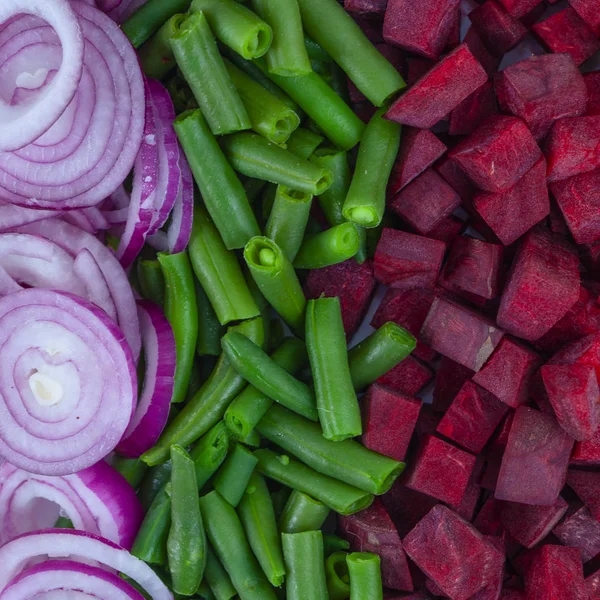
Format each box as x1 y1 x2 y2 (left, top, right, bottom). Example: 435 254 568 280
572 428 600 466
433 357 475 413
588 570 600 600
553 505 600 562
586 72 600 116
435 155 476 204
376 356 434 396
547 333 600 380
469 536 505 600
474 496 505 536
569 0 600 36
469 1 528 56
453 479 481 522
449 81 498 137
495 0 543 19
381 482 439 538
464 28 502 76
406 57 435 87
567 469 600 522
344 0 387 16
427 215 465 245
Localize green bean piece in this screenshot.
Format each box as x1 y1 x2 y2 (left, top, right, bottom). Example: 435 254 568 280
158 251 198 404
265 185 313 262
343 108 402 228
222 331 318 421
243 177 267 204
304 36 330 62
198 582 217 600
323 534 350 557
122 0 191 48
311 148 350 226
187 358 208 401
271 487 292 519
213 443 259 507
241 428 261 448
354 226 368 265
279 490 330 534
137 259 165 306
195 281 225 356
326 552 351 600
244 237 306 336
221 132 333 196
258 404 404 494
224 60 300 145
205 545 237 600
238 472 286 587
296 0 406 106
267 318 285 352
282 531 328 600
250 0 311 76
54 517 74 529
305 297 361 441
112 456 148 490
189 422 231 490
138 15 180 80
347 553 383 600
166 70 199 114
200 491 278 600
168 446 206 595
260 184 277 223
293 222 360 269
285 128 324 160
255 450 373 515
190 0 272 60
225 338 308 440
132 486 171 565
348 322 416 391
138 461 173 510
188 205 260 324
142 317 264 466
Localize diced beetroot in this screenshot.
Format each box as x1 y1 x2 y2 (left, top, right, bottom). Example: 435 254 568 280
496 406 574 506
523 545 587 600
377 356 434 396
469 536 505 600
449 81 498 137
363 384 422 462
496 228 580 341
403 435 476 506
487 412 515 459
464 28 503 76
406 58 435 87
344 0 387 16
433 357 475 413
373 228 447 290
519 2 545 28
548 333 600 378
572 428 600 466
549 199 570 237
338 498 413 591
435 155 476 204
586 72 600 116
569 0 600 36
588 571 600 600
449 116 542 193
383 0 461 60
351 14 384 44
382 482 439 538
553 505 600 562
473 337 541 409
469 1 528 56
445 5 461 51
413 405 443 442
532 8 600 67
501 496 568 548
494 53 587 141
495 0 543 19
474 497 505 536
386 43 488 130
304 259 376 339
428 215 465 246
388 129 447 196
452 478 481 522
425 577 446 597
481 456 502 491
500 591 526 600
540 364 600 441
421 297 504 371
404 505 505 600
436 381 510 453
391 169 462 235
566 470 600 521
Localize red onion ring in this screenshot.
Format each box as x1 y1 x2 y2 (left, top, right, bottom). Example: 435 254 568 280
0 265 21 296
0 461 143 548
0 288 137 476
0 201 59 232
73 249 118 320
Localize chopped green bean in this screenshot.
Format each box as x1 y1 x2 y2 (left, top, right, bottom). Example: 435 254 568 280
304 36 330 62
241 428 262 448
243 176 267 204
132 485 171 565
205 545 237 600
293 222 360 269
189 422 231 490
267 318 285 352
282 531 328 600
310 148 350 226
285 128 324 159
323 534 350 557
137 259 165 306
138 461 173 510
279 490 330 534
347 553 383 600
112 456 148 490
198 581 217 600
326 552 351 600
195 281 225 356
213 443 259 507
138 15 180 80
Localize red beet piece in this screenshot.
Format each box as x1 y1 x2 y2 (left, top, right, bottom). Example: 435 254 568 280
406 58 435 86
388 129 447 196
469 536 505 600
488 412 515 459
500 591 526 600
520 2 545 28
403 435 476 506
304 258 376 338
338 498 413 591
540 364 600 441
464 28 502 76
586 72 600 117
588 570 600 600
501 496 568 548
383 0 461 60
433 357 475 413
449 81 498 137
572 427 600 466
497 228 580 341
524 545 587 600
496 406 574 506
548 333 600 377
570 0 600 36
373 228 446 290
445 5 461 51
469 1 528 57
351 14 384 44
449 115 542 193
344 0 387 16
391 169 461 235
554 505 600 562
382 482 439 538
376 356 434 396
427 215 465 245
452 478 481 522
404 505 505 600
494 53 587 141
566 470 600 521
473 337 541 409
474 497 505 536
421 297 504 371
386 43 488 130
435 155 476 204
495 0 543 19
532 9 600 67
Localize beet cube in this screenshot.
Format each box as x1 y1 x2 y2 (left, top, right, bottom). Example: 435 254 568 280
376 356 434 396
403 435 476 506
351 14 385 44
404 505 505 600
554 505 600 562
421 297 504 371
469 536 505 600
586 72 600 117
474 497 505 536
452 478 482 522
566 470 600 522
406 58 435 87
469 1 528 57
388 129 447 196
338 498 413 591
588 570 600 600
569 0 600 36
344 0 387 16
500 591 526 600
496 406 574 506
464 28 502 76
488 412 515 459
427 215 465 245
383 0 461 60
494 54 587 141
435 155 476 204
572 428 600 466
386 43 488 130
524 545 587 600
495 0 543 19
391 169 462 235
433 357 475 413
374 228 446 290
449 81 498 137
548 333 600 376
382 482 439 538
304 259 376 339
501 496 568 548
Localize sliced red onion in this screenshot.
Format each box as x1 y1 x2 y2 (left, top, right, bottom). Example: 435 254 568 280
61 210 98 234
0 530 173 599
0 460 143 548
73 249 118 320
103 207 130 226
0 288 137 476
0 264 21 296
107 0 149 23
0 201 59 231
117 301 175 457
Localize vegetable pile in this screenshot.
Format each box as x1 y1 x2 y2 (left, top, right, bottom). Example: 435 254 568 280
1 0 600 598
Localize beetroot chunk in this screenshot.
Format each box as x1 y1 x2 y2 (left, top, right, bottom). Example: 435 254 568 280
496 228 580 341
569 0 600 36
344 0 387 16
433 357 475 413
391 169 461 235
494 54 587 141
532 9 600 67
566 469 600 521
553 505 600 562
382 483 439 538
376 356 434 396
406 57 435 86
495 0 543 19
382 0 460 60
435 155 476 204
586 72 600 116
496 406 574 506
374 228 446 290
449 81 498 137
404 505 505 600
464 28 503 76
474 496 505 536
385 43 488 130
421 297 504 371
469 1 528 57
587 570 600 600
572 428 600 466
427 215 465 245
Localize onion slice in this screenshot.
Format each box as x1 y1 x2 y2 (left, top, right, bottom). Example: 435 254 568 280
73 249 118 320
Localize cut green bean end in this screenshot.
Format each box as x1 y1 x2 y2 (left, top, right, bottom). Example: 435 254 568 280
241 24 273 60
245 237 283 272
334 224 360 256
269 111 301 145
315 169 334 195
343 206 380 228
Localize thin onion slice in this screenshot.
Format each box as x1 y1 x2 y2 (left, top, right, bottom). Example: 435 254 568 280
73 249 118 321
0 201 59 231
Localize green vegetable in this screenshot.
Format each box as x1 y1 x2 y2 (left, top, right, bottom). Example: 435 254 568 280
279 490 330 534
285 128 324 160
310 148 350 227
112 456 148 490
326 552 351 600
323 534 350 557
137 259 165 306
205 545 237 600
293 222 360 269
195 281 224 356
213 443 259 507
138 15 180 80
347 553 383 600
282 531 329 600
132 485 171 565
